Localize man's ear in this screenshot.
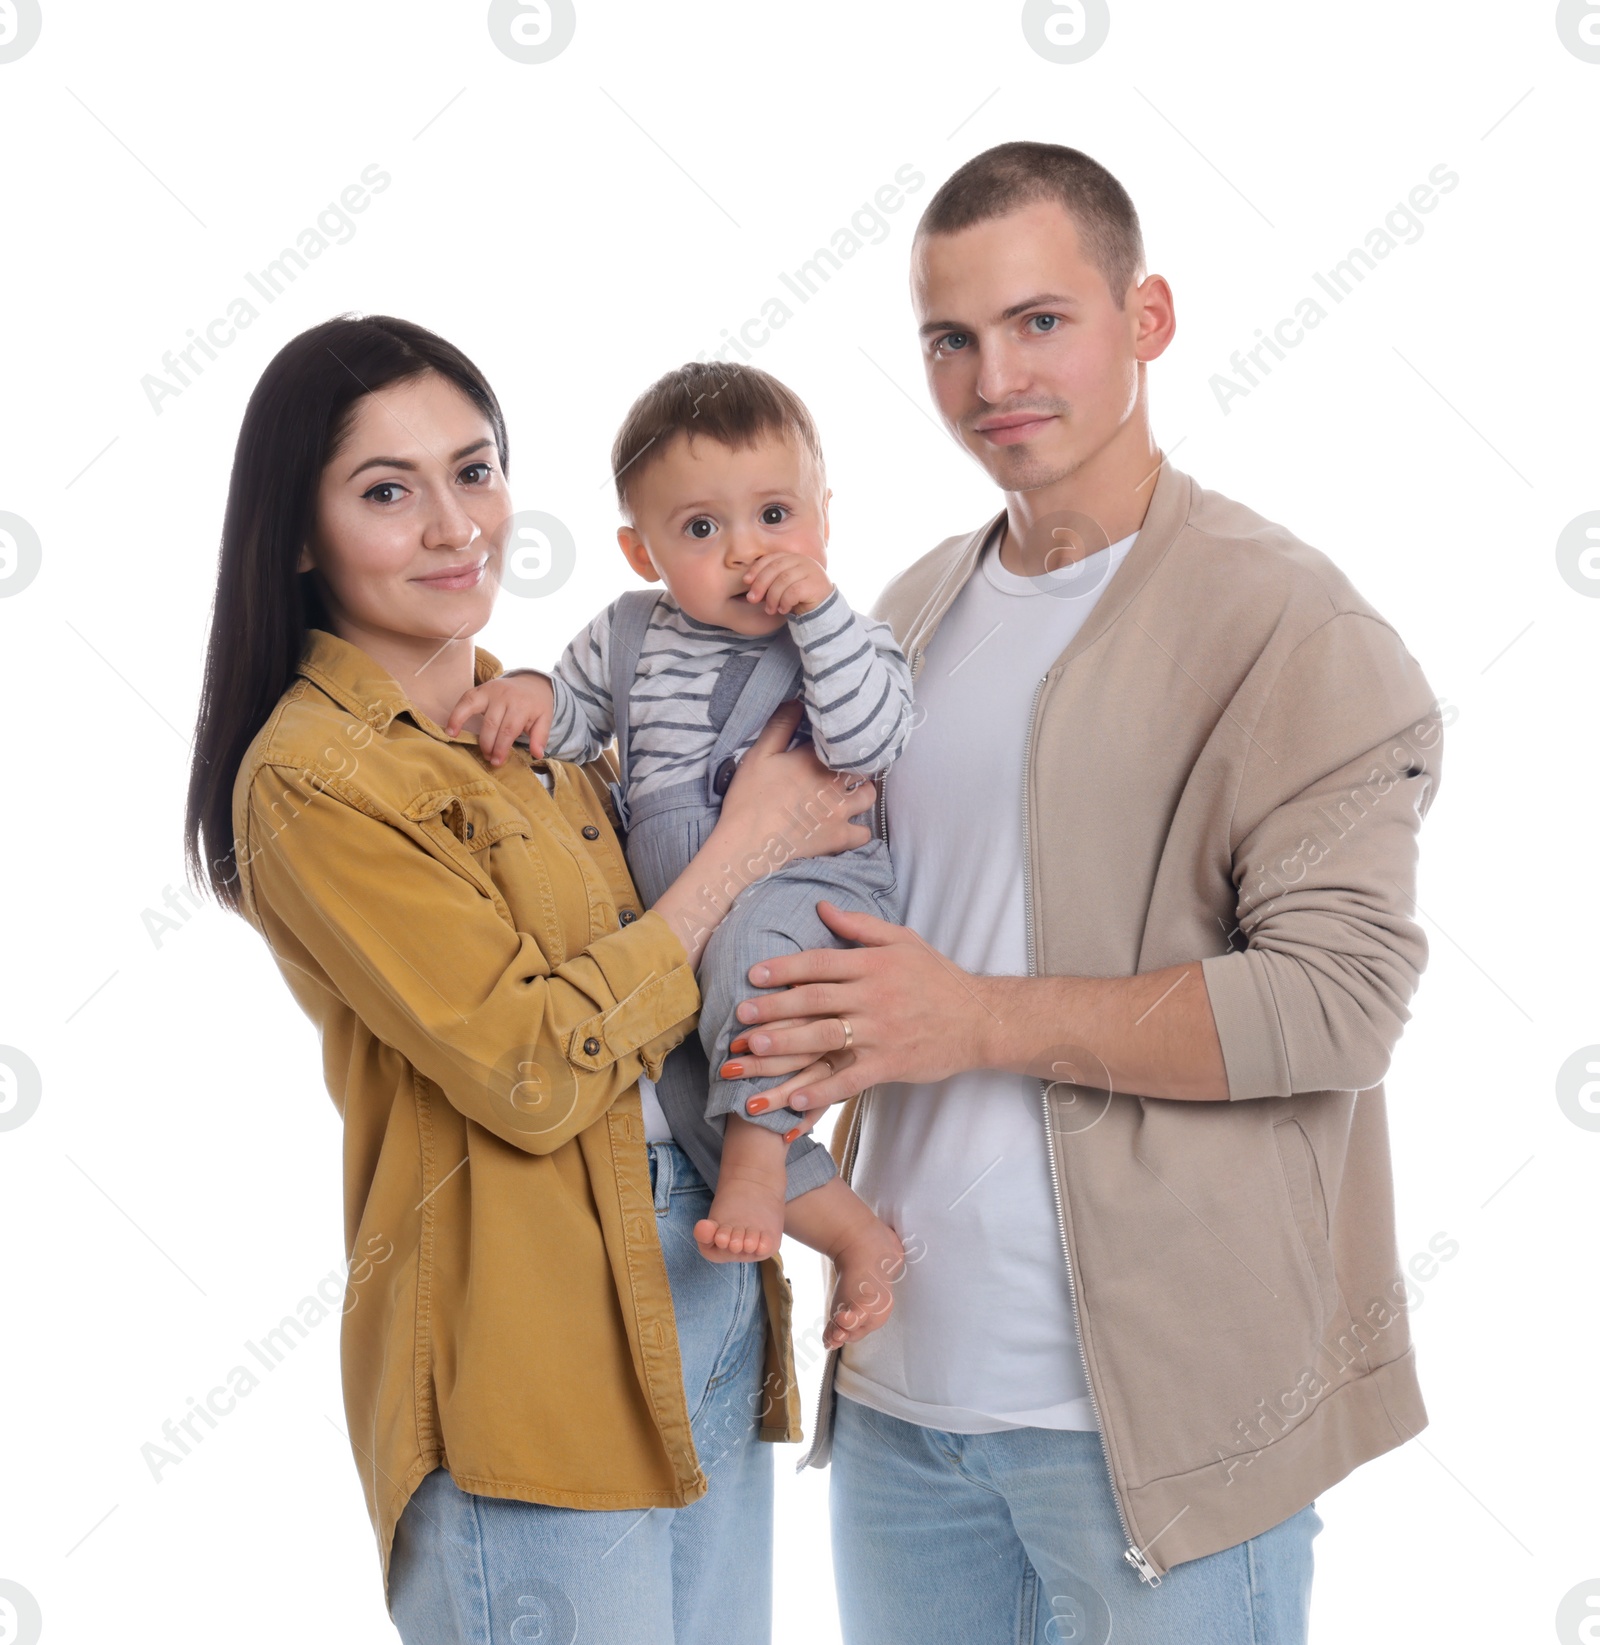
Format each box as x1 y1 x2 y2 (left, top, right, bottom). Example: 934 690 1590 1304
617 526 661 583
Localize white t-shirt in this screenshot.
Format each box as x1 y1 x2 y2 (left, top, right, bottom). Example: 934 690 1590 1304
835 522 1138 1433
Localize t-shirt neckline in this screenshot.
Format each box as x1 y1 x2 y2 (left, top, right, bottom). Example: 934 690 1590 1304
979 516 1139 600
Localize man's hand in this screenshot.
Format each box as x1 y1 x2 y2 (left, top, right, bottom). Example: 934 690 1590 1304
742 551 835 617
446 669 556 767
726 906 1234 1110
722 900 995 1115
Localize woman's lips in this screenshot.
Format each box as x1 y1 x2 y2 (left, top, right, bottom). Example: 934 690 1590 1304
414 561 487 591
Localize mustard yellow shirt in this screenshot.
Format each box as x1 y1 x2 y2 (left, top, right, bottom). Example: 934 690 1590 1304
231 629 800 1597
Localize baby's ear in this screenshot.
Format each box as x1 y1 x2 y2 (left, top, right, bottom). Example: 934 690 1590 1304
617 526 661 583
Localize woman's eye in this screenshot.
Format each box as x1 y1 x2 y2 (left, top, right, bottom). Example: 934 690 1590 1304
1029 314 1059 333
460 462 492 485
363 482 405 505
687 517 716 540
760 505 788 526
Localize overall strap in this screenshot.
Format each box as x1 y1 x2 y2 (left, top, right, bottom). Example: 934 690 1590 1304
605 589 661 827
700 629 805 805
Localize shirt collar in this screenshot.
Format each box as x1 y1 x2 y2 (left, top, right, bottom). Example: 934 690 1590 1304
297 627 506 743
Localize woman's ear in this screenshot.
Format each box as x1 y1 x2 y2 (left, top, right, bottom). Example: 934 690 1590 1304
617 526 661 583
297 543 315 574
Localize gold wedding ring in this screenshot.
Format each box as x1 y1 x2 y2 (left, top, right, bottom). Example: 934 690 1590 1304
838 1016 854 1052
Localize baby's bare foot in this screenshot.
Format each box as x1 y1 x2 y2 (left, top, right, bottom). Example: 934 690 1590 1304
695 1179 784 1263
699 1115 791 1263
824 1215 905 1346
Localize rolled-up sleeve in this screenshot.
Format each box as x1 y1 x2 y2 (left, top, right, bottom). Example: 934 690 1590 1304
242 761 699 1151
1200 613 1445 1100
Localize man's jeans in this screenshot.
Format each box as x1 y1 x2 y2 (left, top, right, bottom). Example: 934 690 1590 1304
389 1142 774 1645
830 1393 1320 1645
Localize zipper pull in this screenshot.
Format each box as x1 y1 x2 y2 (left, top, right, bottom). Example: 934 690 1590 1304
1123 1546 1162 1586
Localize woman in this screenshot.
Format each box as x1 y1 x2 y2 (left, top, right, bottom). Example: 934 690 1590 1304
183 315 873 1643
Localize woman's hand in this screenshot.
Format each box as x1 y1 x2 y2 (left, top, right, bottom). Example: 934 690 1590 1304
446 669 555 766
712 700 875 873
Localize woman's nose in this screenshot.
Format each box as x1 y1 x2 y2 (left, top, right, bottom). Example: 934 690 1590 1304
422 487 479 551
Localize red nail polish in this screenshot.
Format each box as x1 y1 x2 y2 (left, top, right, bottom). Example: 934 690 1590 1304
783 1128 800 1144
720 1062 746 1079
746 1096 769 1114
729 1037 750 1055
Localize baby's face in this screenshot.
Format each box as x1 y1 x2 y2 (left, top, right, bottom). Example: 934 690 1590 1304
619 431 828 634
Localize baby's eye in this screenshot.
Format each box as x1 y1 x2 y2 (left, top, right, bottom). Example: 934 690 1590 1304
363 481 406 505
687 517 717 540
760 505 789 526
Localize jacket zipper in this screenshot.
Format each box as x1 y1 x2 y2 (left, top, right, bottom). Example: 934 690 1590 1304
1023 672 1162 1588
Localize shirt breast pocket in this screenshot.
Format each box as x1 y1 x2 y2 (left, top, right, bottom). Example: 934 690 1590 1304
407 782 542 907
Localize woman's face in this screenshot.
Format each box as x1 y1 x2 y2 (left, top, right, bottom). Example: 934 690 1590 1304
300 371 511 649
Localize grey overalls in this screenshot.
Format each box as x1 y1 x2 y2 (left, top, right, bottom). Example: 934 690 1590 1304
605 590 901 1200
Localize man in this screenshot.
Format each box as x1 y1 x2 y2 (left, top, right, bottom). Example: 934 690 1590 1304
728 142 1443 1644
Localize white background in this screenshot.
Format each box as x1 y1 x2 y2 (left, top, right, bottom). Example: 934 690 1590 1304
1 2 1596 1640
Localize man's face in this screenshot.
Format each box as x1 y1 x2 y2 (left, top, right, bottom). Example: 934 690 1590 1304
911 199 1157 493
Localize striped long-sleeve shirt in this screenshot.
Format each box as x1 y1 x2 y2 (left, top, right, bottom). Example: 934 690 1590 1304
545 588 914 802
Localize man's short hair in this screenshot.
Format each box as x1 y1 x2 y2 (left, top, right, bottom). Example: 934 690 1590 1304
611 361 825 517
916 141 1146 309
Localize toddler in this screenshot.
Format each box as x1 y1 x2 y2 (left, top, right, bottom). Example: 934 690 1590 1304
453 362 911 1343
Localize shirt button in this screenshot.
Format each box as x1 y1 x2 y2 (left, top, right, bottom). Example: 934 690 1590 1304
619 909 637 925
464 822 475 840
581 824 600 840
583 1037 602 1056
713 756 738 797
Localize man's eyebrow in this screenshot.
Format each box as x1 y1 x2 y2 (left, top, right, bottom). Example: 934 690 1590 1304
999 292 1079 320
345 438 494 482
918 292 1081 337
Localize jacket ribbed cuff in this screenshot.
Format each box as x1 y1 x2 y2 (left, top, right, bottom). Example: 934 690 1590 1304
1200 952 1292 1101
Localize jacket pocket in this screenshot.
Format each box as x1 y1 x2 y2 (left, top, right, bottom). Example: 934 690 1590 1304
1273 1116 1341 1334
405 782 542 925
408 781 531 848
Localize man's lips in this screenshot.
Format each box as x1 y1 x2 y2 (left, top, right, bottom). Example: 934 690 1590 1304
413 559 487 590
973 412 1056 446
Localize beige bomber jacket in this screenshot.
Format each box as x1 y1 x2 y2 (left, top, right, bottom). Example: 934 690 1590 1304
804 458 1444 1582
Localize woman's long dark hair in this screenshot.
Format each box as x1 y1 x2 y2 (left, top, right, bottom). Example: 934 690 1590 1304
184 315 509 910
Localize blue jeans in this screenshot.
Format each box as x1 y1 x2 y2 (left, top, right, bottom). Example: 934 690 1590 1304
388 1143 774 1645
830 1394 1320 1645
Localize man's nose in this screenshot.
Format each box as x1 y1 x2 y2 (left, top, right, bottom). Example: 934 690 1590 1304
975 334 1031 404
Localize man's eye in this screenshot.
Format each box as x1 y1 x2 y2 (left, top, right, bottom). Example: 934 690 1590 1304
1029 314 1059 333
687 517 716 539
363 482 405 504
936 332 971 354
760 505 788 526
